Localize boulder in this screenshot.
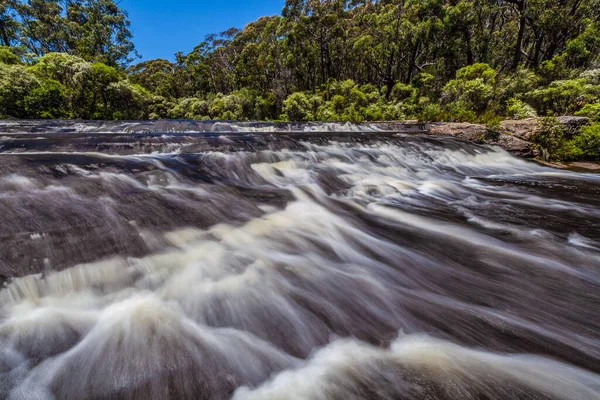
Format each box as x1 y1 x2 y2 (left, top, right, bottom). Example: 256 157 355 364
427 122 535 157
492 133 537 157
428 122 488 142
557 116 590 138
500 118 539 141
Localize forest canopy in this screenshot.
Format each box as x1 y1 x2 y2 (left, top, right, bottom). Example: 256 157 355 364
0 0 599 127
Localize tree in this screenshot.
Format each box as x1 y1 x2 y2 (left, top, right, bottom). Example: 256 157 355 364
128 59 181 98
16 0 68 55
65 0 138 67
0 0 19 46
0 62 40 117
9 0 137 65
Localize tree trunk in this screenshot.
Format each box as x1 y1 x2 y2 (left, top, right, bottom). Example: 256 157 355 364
319 35 326 85
511 0 526 70
405 41 420 84
530 32 543 69
464 27 474 65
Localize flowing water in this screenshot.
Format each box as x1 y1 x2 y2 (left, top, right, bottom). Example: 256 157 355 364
1 121 600 399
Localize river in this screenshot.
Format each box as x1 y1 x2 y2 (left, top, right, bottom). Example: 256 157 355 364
1 121 599 399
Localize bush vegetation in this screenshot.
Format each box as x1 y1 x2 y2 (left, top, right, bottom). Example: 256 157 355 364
532 116 600 161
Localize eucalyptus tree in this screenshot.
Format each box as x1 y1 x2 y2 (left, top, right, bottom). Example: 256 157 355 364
0 0 19 46
7 0 136 65
64 0 138 67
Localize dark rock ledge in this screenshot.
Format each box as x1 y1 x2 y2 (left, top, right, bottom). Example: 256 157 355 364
0 117 595 169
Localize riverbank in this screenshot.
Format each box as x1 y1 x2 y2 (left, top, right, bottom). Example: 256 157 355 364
427 116 589 157
1 117 598 171
426 116 600 172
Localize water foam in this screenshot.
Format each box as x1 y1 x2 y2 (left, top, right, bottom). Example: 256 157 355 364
1 135 599 399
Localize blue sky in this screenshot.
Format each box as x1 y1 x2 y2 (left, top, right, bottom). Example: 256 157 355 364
120 0 284 61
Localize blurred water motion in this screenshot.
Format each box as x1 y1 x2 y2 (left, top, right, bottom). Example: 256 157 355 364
1 122 600 399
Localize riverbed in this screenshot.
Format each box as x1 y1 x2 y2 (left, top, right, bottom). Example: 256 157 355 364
1 122 599 399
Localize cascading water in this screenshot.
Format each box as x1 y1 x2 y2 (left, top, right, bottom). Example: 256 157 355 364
1 122 599 399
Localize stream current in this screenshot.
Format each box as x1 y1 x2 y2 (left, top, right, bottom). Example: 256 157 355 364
0 121 599 399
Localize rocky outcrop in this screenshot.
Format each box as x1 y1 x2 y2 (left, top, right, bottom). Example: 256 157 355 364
556 116 591 137
499 118 539 141
491 132 536 157
536 160 600 171
428 121 536 157
428 122 489 142
426 117 591 158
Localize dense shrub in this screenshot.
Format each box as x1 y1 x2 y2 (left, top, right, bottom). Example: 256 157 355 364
0 63 40 117
531 116 571 161
22 79 68 118
532 117 600 161
506 98 537 120
575 102 600 120
497 68 542 102
442 63 497 117
107 81 152 120
526 79 600 115
571 122 600 160
282 92 314 121
169 98 209 119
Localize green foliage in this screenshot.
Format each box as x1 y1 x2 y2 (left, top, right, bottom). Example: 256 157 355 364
506 98 537 120
562 22 600 69
0 46 21 64
526 79 600 115
1 51 150 119
442 63 496 116
22 79 67 118
580 69 600 85
169 98 209 120
254 92 277 121
455 63 496 82
0 63 39 117
282 92 314 121
281 80 408 122
538 56 573 83
127 59 179 98
446 104 478 122
575 102 600 121
31 52 91 87
415 102 444 122
571 122 600 160
531 116 600 161
208 92 252 120
497 68 542 103
411 73 437 97
390 83 417 102
0 1 20 47
4 0 137 66
531 116 570 161
106 81 151 119
64 0 138 67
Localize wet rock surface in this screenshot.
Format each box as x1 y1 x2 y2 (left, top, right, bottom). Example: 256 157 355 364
1 121 599 400
1 117 586 159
